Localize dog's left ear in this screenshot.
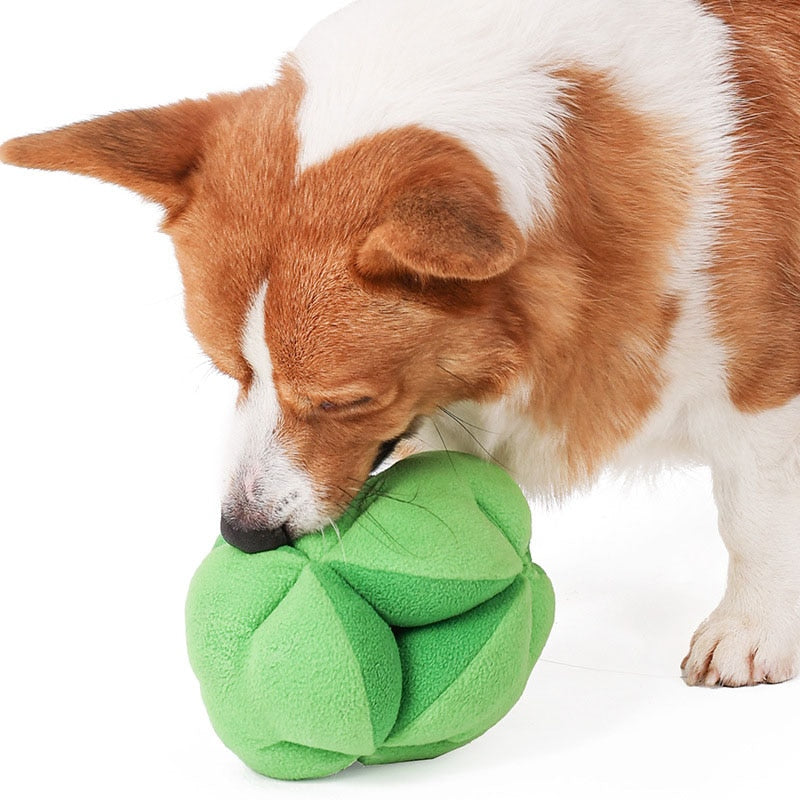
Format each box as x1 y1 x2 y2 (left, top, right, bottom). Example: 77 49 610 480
357 172 524 283
0 94 236 211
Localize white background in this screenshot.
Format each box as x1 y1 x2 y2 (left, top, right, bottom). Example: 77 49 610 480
1 2 797 798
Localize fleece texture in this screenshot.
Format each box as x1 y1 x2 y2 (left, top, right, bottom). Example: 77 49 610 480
186 451 555 780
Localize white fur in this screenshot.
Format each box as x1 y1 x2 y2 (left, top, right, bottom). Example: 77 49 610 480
295 0 738 235
222 283 322 534
419 391 800 685
689 399 800 685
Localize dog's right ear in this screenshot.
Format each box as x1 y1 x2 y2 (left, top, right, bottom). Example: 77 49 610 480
0 94 237 212
355 141 525 286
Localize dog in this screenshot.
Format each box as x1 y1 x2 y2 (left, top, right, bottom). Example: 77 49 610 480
2 0 799 688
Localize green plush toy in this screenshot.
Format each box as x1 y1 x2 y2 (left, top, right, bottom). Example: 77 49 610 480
185 451 554 780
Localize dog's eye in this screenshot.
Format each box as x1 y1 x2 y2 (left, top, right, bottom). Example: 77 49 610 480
318 396 373 413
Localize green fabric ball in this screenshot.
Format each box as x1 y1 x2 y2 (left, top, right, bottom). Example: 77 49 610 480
186 451 554 780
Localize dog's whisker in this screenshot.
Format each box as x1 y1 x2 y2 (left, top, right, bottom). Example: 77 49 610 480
436 405 509 470
335 482 407 552
436 405 500 436
329 518 346 562
365 487 459 544
430 417 459 477
437 362 472 388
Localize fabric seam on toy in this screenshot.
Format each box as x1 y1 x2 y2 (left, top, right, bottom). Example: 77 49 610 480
311 563 385 751
473 498 521 556
327 562 517 608
388 579 524 737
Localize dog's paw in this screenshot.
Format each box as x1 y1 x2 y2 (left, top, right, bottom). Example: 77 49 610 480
682 608 800 687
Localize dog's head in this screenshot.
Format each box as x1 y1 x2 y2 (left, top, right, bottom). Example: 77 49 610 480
1 64 527 548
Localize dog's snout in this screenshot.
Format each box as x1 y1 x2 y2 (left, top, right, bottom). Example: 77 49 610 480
220 512 291 554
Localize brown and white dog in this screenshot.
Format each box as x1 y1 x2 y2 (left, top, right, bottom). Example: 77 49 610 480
2 0 799 688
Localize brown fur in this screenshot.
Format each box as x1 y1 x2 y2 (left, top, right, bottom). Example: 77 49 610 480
702 0 800 411
10 32 794 505
506 69 689 482
161 65 534 510
0 59 693 515
166 66 307 383
0 95 239 214
247 129 532 507
262 67 690 499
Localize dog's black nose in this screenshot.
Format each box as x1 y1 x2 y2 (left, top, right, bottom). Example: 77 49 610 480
220 513 291 554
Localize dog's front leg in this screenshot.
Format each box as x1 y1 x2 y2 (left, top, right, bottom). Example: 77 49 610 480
683 422 800 687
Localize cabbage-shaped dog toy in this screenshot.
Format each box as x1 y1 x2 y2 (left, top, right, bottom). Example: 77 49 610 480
186 451 554 780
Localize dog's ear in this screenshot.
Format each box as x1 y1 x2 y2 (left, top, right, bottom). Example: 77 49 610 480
0 94 236 211
357 173 524 284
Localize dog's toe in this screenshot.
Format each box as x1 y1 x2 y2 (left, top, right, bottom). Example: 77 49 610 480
682 610 800 687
